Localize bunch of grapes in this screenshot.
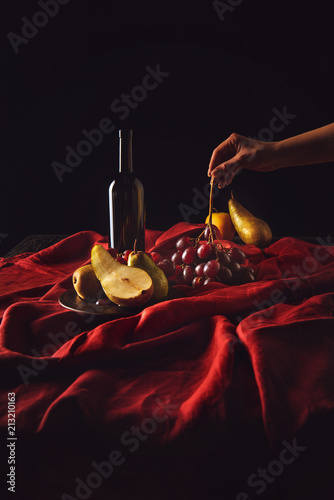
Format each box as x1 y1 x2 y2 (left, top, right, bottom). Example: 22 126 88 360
152 227 255 289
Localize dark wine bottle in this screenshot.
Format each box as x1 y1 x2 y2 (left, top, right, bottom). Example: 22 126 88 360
108 130 146 253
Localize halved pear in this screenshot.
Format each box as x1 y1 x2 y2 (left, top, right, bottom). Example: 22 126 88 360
91 244 153 307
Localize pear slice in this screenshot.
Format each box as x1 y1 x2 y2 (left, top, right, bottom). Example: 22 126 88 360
91 244 153 307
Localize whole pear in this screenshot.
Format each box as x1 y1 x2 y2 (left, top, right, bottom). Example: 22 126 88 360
73 264 103 301
228 192 272 247
128 251 169 302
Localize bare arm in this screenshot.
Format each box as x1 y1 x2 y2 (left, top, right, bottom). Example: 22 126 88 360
208 123 334 188
272 122 334 169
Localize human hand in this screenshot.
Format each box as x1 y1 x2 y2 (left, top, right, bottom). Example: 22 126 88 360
207 133 277 188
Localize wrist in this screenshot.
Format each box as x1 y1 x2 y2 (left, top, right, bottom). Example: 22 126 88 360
256 140 282 171
270 140 285 170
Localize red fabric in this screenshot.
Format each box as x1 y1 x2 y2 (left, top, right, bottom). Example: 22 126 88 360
1 225 334 499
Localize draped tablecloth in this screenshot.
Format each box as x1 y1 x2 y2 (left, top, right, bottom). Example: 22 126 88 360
0 223 334 500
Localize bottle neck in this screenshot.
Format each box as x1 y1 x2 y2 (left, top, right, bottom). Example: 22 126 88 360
119 129 133 174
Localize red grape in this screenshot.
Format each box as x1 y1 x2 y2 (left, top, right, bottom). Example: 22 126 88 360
203 260 220 278
228 247 246 265
195 262 206 277
244 266 255 277
157 259 175 277
192 276 204 288
236 266 256 284
168 264 182 282
116 256 127 265
108 248 118 258
122 249 132 261
150 251 163 264
176 236 194 251
203 277 216 285
203 224 222 241
228 261 241 274
171 250 183 265
182 265 195 284
217 250 231 268
197 243 213 260
182 246 197 265
217 266 233 284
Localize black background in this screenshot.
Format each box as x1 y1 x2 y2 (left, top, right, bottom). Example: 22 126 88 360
1 0 334 255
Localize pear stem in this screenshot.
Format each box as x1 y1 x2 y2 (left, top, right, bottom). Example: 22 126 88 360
133 239 137 254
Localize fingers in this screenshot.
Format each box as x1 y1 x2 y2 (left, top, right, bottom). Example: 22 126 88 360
207 137 236 177
211 161 240 189
207 133 249 188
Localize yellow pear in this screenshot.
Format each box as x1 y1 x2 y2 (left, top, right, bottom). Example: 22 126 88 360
72 264 102 301
128 250 169 302
228 192 272 247
91 244 153 307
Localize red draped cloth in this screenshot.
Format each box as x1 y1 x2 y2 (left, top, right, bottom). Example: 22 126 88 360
0 223 334 500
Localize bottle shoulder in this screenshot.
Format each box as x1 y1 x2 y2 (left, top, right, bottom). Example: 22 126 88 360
109 174 144 191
